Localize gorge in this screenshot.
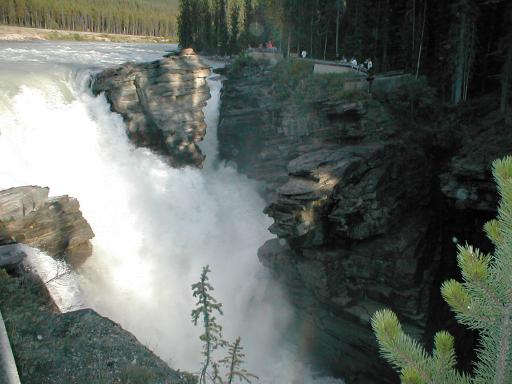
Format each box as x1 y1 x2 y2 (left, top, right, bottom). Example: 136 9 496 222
217 59 511 383
0 42 342 383
0 41 510 384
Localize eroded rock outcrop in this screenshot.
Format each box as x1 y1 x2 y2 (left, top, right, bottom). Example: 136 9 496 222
0 186 94 266
218 62 511 383
92 48 211 167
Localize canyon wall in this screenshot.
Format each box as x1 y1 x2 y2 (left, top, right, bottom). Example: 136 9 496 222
92 48 211 168
218 62 511 383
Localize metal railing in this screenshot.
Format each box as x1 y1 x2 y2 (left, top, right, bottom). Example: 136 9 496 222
0 309 21 384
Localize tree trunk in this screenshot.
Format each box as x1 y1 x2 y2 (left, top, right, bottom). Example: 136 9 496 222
309 1 314 57
452 12 467 104
287 27 291 58
412 0 416 55
500 38 512 114
324 32 328 60
335 0 340 58
381 0 390 72
415 0 427 79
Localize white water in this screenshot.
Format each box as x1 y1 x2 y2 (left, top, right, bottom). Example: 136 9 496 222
0 41 342 383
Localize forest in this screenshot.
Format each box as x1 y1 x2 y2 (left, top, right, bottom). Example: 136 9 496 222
179 0 511 108
0 0 179 36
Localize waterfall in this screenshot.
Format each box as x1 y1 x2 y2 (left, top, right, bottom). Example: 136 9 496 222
0 42 342 383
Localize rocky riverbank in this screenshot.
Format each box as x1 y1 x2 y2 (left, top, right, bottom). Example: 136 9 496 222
92 48 211 168
218 58 511 383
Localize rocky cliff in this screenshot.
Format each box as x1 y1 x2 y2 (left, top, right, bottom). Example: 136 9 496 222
92 48 211 168
218 61 511 383
0 186 94 267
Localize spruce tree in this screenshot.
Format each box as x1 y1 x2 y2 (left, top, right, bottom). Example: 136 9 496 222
218 0 229 55
199 0 214 53
228 4 241 54
219 337 258 384
191 267 258 383
178 0 194 48
191 265 225 384
372 156 512 384
241 0 253 48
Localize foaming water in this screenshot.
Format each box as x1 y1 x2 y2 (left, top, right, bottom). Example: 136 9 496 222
0 42 343 383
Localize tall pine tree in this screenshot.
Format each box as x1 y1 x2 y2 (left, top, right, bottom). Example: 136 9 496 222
178 0 194 48
229 3 240 54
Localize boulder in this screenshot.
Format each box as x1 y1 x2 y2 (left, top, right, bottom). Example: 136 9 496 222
0 244 26 269
92 49 211 168
0 186 94 266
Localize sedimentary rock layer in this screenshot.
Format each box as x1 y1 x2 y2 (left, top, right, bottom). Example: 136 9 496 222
218 62 509 383
0 186 94 266
92 48 211 168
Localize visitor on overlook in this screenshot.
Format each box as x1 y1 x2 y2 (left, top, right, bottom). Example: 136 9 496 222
301 50 307 59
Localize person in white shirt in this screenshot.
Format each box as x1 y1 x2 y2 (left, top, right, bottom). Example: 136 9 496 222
301 50 307 59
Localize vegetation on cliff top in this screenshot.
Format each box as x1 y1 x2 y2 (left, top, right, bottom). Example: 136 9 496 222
372 156 512 383
180 0 511 113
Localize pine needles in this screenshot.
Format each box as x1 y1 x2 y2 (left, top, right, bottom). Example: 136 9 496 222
372 156 512 384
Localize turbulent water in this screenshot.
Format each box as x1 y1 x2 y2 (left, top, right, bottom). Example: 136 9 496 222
0 41 342 383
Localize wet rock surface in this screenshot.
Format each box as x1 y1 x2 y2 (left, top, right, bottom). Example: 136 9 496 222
0 186 94 266
218 63 511 383
92 48 211 168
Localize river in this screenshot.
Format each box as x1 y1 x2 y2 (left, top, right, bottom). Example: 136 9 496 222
0 41 342 384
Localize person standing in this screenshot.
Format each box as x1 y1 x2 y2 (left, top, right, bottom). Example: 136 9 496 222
301 50 307 59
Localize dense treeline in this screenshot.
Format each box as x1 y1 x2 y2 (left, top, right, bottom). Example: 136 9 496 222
272 0 511 106
0 0 178 36
179 0 282 55
179 0 512 109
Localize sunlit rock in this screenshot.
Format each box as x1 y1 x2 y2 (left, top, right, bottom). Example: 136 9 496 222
0 186 94 266
91 48 211 168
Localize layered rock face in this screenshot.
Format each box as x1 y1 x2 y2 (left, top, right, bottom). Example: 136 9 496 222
92 48 211 168
0 186 94 266
218 64 510 382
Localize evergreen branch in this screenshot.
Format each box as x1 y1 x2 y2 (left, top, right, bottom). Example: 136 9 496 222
493 302 512 384
372 309 433 383
372 157 512 384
